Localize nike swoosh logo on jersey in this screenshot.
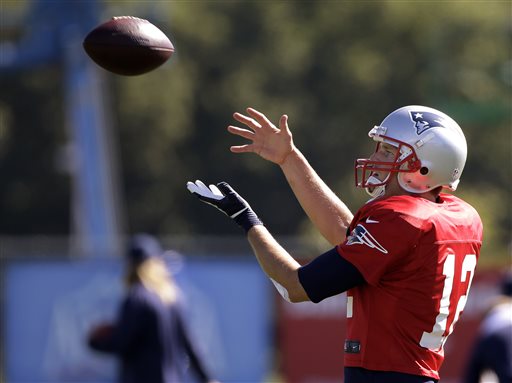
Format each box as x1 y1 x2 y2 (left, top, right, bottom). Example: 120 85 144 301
365 217 379 224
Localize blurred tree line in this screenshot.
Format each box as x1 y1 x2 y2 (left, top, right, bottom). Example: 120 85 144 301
0 1 510 264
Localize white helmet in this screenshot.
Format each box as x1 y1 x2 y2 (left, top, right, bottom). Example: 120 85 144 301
355 105 467 196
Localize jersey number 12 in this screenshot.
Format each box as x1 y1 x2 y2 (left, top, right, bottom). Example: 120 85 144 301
419 253 477 351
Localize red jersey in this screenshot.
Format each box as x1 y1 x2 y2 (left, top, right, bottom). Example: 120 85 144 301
337 193 482 379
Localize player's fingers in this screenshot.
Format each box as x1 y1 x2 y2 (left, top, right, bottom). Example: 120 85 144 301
233 112 261 131
186 181 197 193
246 107 275 130
279 114 290 134
230 144 254 154
208 184 224 198
216 182 235 195
194 180 212 195
227 125 255 140
187 180 208 196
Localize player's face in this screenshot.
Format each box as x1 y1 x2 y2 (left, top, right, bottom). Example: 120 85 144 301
368 142 398 182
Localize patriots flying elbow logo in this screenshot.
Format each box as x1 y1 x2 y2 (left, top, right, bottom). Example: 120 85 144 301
346 224 388 254
410 111 448 135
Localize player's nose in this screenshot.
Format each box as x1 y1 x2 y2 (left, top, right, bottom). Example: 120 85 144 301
368 151 383 162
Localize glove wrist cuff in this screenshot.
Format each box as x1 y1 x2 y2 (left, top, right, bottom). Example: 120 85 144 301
233 210 263 233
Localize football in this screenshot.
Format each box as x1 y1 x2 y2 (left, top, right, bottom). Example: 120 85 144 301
83 16 174 76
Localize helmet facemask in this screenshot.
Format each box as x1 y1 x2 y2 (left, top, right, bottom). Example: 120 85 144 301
355 131 421 197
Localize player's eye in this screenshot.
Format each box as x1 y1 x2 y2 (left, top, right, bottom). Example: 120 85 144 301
382 145 396 157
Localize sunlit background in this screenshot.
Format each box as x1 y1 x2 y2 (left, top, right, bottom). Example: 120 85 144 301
1 1 510 382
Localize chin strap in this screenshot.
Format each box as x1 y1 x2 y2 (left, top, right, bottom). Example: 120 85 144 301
365 175 386 198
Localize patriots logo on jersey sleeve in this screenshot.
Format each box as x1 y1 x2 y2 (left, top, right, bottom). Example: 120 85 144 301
410 111 448 135
346 224 388 254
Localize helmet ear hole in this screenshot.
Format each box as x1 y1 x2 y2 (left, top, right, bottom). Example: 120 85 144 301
420 167 429 175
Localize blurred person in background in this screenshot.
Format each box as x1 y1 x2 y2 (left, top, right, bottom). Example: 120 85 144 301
188 105 482 383
463 271 512 383
88 233 217 383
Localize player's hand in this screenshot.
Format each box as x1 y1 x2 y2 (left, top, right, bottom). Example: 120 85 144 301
187 180 263 233
228 107 295 165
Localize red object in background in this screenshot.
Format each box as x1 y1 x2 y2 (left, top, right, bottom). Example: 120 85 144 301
276 268 506 383
277 295 347 383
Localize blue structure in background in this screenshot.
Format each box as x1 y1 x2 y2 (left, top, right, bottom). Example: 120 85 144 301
1 2 274 381
1 1 123 257
4 256 273 382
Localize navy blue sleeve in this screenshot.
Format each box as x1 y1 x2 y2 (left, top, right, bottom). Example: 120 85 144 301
298 247 365 303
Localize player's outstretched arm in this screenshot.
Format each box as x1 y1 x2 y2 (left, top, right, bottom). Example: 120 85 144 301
228 108 353 245
247 225 310 303
187 180 309 303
